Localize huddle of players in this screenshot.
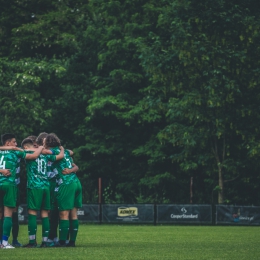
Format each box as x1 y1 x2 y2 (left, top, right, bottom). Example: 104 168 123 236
0 132 82 249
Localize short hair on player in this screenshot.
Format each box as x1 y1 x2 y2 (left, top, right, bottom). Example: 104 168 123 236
21 138 34 149
1 133 16 145
36 132 48 145
27 135 37 142
45 134 61 148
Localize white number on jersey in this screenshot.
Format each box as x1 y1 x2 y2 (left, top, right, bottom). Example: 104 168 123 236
0 155 6 169
36 158 46 174
66 158 72 168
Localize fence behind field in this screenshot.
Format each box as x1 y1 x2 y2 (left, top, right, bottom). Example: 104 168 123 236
17 204 260 226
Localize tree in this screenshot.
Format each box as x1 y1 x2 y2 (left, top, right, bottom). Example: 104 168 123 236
137 0 260 203
0 58 65 140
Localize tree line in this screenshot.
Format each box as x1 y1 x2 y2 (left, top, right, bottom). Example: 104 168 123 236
1 0 260 205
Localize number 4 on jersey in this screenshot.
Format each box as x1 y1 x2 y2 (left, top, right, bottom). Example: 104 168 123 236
0 155 6 169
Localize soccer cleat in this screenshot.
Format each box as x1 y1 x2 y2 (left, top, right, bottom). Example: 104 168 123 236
23 243 37 248
54 242 67 247
12 240 23 247
2 243 15 249
66 242 76 247
46 241 56 247
39 242 47 248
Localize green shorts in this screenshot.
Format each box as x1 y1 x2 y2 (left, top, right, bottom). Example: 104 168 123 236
57 180 82 211
0 185 17 208
27 187 51 211
49 180 58 210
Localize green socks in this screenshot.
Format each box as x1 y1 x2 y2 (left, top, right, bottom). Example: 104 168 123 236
42 217 49 242
28 214 37 244
59 219 78 244
59 220 69 242
28 215 50 244
2 217 12 245
3 216 12 237
69 219 79 242
12 212 19 242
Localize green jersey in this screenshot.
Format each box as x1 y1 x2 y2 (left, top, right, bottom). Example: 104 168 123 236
51 147 78 188
0 150 26 186
25 151 56 189
15 158 21 185
47 160 57 180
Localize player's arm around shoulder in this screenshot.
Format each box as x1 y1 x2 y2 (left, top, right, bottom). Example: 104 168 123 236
41 149 53 155
67 149 74 156
62 163 79 175
25 146 44 160
0 146 23 151
25 148 52 155
54 146 64 161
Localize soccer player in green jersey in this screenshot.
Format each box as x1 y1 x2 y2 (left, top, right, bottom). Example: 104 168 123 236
35 132 60 245
21 138 64 248
44 134 82 247
36 132 77 246
34 132 60 245
0 133 44 249
0 134 25 247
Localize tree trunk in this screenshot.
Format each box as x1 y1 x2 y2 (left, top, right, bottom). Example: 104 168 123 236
211 136 225 204
218 166 224 204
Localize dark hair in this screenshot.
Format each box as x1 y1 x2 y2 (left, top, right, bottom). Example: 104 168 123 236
36 132 48 145
45 134 61 148
49 133 61 144
27 135 37 142
1 133 16 145
21 138 34 148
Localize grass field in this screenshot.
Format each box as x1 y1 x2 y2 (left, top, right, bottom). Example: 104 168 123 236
1 224 260 259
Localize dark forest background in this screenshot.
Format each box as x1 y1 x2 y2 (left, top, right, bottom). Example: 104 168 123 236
1 0 260 205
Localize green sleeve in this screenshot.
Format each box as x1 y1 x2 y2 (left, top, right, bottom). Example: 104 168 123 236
16 150 26 159
46 154 56 162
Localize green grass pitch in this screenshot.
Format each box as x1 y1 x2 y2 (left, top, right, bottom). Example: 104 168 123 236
1 225 260 259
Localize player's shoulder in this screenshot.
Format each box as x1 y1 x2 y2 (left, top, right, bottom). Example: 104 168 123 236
0 150 11 155
51 147 60 154
0 150 25 159
64 149 71 156
42 153 54 160
0 150 21 155
24 150 34 154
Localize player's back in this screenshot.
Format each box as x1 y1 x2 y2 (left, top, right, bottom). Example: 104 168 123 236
0 150 25 185
51 147 78 186
25 152 50 189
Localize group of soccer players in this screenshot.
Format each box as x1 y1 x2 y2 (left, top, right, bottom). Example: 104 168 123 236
0 132 82 249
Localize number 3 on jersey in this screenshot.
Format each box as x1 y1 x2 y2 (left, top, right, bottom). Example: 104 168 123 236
66 158 72 168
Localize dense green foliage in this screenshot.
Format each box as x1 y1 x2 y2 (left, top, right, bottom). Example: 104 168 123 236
1 225 260 259
1 0 260 204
